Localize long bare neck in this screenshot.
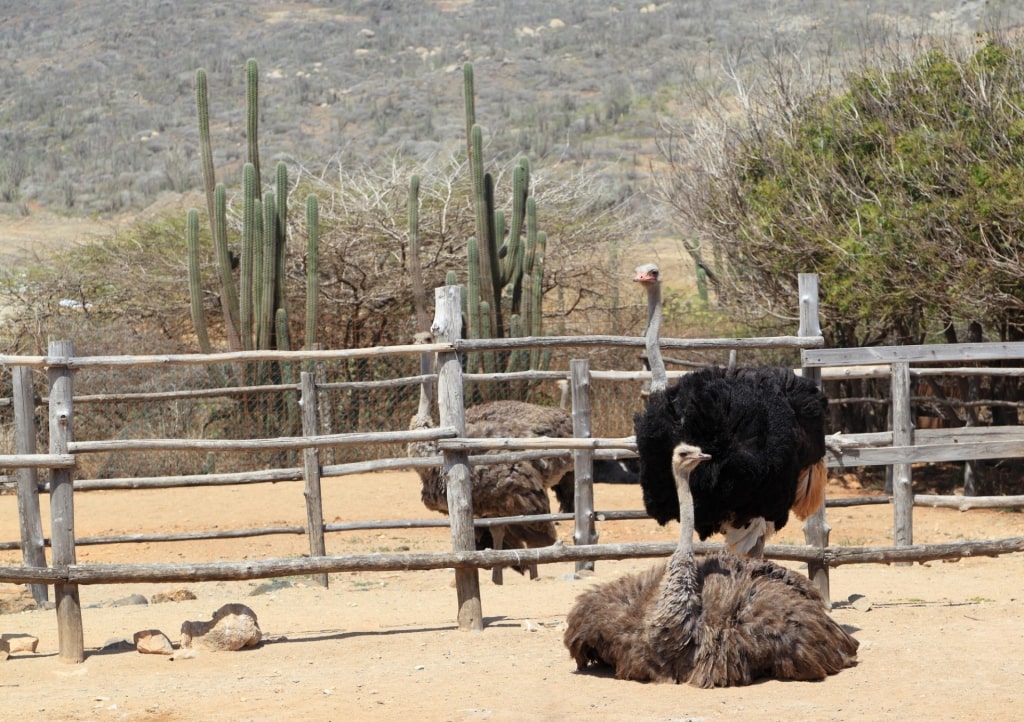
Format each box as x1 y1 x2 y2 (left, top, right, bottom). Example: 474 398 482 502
646 284 667 393
675 465 695 555
647 462 701 642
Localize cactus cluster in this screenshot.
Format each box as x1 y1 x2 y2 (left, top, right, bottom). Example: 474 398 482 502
187 60 320 355
186 59 323 448
407 62 550 400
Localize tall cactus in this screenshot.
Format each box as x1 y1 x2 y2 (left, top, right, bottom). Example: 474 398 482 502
463 63 548 377
246 58 262 202
186 209 212 354
406 175 429 334
405 61 552 400
305 193 320 349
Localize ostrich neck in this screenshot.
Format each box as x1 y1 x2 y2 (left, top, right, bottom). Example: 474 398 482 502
646 286 666 392
675 467 695 556
648 465 701 642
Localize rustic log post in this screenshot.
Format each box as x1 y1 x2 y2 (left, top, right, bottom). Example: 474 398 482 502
300 371 328 588
313 345 336 466
798 273 831 605
891 360 914 562
13 365 48 604
569 359 597 572
434 285 483 631
47 339 84 663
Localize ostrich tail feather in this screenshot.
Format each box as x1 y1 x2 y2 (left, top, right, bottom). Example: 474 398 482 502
792 459 827 519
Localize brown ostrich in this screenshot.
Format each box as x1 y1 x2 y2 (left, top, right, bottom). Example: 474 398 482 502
407 347 575 583
563 441 858 687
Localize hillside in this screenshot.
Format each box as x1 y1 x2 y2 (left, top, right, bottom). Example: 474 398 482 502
1 0 1019 223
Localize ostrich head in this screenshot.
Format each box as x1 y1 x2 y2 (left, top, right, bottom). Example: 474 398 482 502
633 263 660 287
671 442 711 480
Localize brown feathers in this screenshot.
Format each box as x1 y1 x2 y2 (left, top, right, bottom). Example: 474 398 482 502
564 441 858 687
792 458 828 520
564 553 859 687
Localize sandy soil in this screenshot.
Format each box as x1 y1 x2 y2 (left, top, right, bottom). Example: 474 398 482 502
1 472 1023 722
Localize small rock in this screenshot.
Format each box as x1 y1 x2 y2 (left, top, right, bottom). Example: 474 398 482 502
1 633 39 654
134 629 174 655
0 586 38 614
151 589 197 604
101 637 135 652
521 620 539 632
110 594 149 608
170 647 198 661
849 594 873 612
180 603 262 651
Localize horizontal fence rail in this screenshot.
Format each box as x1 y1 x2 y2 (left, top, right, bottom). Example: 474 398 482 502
3 537 1022 587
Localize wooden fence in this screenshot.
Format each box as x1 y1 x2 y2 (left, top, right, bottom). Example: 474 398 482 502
2 274 1024 662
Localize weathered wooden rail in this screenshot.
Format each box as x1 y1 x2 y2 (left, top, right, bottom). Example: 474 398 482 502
803 342 1024 557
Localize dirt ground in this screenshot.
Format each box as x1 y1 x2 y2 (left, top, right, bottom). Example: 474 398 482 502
1 471 1023 722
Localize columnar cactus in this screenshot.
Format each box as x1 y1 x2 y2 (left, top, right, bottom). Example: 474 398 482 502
461 64 549 384
187 60 320 356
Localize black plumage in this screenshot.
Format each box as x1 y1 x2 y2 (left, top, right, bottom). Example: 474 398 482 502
634 365 829 555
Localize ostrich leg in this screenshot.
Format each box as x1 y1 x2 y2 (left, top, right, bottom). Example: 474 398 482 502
490 525 505 585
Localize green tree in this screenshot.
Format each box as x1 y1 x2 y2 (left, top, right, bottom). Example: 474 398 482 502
659 37 1024 351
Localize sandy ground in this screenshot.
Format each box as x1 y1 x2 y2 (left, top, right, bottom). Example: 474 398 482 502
1 471 1023 722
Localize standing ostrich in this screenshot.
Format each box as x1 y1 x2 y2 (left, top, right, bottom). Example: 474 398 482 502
408 344 575 582
563 442 858 687
632 263 828 556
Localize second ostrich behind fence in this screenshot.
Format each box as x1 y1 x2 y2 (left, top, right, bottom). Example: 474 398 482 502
408 397 575 583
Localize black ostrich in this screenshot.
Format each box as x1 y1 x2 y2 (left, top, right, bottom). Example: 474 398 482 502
563 442 858 687
632 264 828 556
635 366 828 555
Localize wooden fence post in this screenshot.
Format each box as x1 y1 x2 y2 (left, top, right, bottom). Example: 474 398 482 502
47 339 84 663
312 344 336 467
300 371 328 588
570 359 597 572
798 273 831 605
434 285 483 631
891 360 914 562
13 365 48 604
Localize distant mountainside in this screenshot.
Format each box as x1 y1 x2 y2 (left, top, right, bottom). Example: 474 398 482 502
1 0 1019 217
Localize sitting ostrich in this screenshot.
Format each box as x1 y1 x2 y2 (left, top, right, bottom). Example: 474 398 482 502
632 263 829 556
408 339 575 583
563 442 858 687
